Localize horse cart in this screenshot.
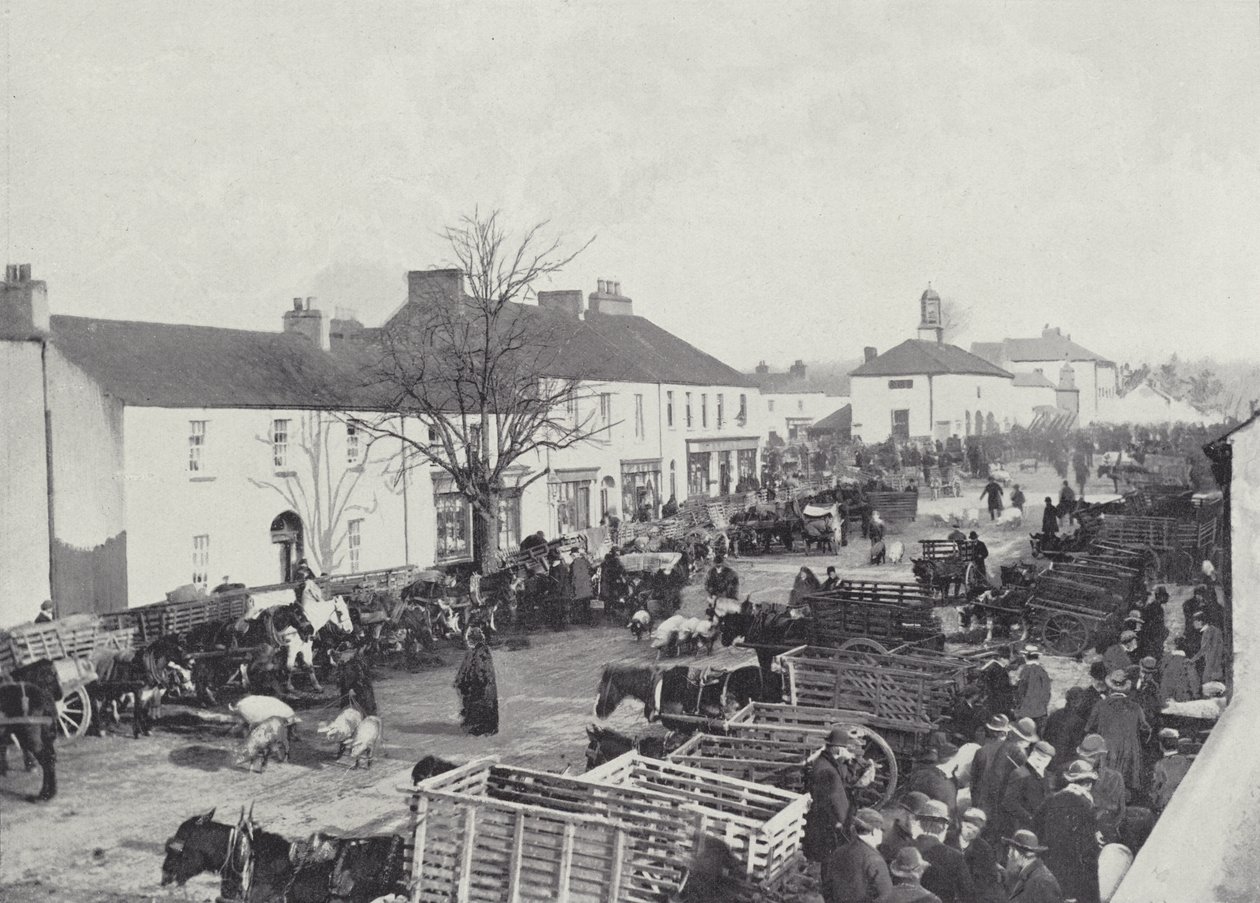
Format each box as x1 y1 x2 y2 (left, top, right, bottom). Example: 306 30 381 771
913 539 988 598
405 754 806 901
1095 513 1220 583
801 584 945 654
775 644 987 773
0 614 133 741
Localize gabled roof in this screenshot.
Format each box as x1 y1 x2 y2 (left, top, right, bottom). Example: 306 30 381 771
849 340 1013 379
50 316 376 409
971 332 1113 366
808 404 852 434
1013 372 1056 389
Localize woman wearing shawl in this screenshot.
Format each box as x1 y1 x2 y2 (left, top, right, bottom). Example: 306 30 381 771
454 628 499 735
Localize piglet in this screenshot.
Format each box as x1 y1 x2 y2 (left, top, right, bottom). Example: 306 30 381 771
347 715 382 769
229 694 301 743
628 610 650 641
693 617 720 655
317 706 365 759
236 715 291 772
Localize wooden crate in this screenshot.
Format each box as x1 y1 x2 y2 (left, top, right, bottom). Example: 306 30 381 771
580 753 807 886
326 564 420 596
777 644 963 726
830 580 935 608
726 701 932 763
406 758 695 903
802 591 943 650
866 491 918 522
668 732 819 792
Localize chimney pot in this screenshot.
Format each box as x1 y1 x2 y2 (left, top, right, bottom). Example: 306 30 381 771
863 346 878 363
292 297 303 311
5 265 16 283
613 281 621 295
17 264 30 281
305 296 316 310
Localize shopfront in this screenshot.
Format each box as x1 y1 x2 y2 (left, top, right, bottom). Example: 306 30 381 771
550 468 597 535
686 436 758 499
620 458 662 522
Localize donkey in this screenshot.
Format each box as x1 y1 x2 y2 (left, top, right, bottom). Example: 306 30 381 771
91 633 195 738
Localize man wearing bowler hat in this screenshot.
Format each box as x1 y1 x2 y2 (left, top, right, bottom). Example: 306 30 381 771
1013 645 1052 736
822 807 891 903
980 717 1038 834
911 798 974 903
1150 727 1192 813
1102 630 1140 677
1084 670 1150 796
956 808 1006 903
1071 733 1126 838
969 713 1011 813
996 740 1055 840
879 791 930 864
883 847 941 903
1001 829 1064 903
1035 760 1102 903
803 724 877 864
901 740 961 824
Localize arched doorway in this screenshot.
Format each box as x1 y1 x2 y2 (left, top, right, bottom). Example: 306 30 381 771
270 511 304 583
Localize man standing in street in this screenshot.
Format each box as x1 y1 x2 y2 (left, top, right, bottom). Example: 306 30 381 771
1188 611 1225 685
704 551 739 604
1072 734 1126 839
882 847 941 903
912 799 975 903
1085 672 1151 798
995 741 1055 840
1057 481 1076 528
1150 727 1192 813
969 713 1011 814
968 531 990 580
803 725 878 864
1036 760 1101 903
1010 483 1026 516
1001 829 1065 903
980 477 1004 521
822 808 892 903
1013 645 1052 735
901 742 960 824
955 808 1005 903
979 717 1038 832
1102 631 1140 677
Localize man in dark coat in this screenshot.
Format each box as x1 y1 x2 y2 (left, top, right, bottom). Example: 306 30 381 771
980 478 1004 521
1044 687 1092 778
1138 586 1170 661
1150 728 1192 813
568 551 593 625
1001 829 1065 903
995 741 1054 840
900 744 960 824
822 807 892 903
978 717 1037 833
1101 631 1140 677
1072 734 1126 840
1189 612 1225 684
34 600 54 623
600 548 627 604
661 493 679 518
882 847 942 903
1010 484 1026 514
822 565 840 591
911 799 975 903
1084 672 1150 795
1035 760 1101 903
967 531 989 578
879 791 930 864
803 725 878 863
1159 647 1198 703
955 808 1005 903
704 552 739 602
336 645 377 716
1013 645 1052 735
454 628 498 735
1040 498 1058 538
969 713 1012 814
1057 481 1076 521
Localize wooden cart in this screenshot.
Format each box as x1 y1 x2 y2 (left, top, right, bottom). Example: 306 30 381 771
1025 570 1124 657
801 587 945 654
0 614 133 741
866 491 918 523
1096 513 1219 582
406 755 806 902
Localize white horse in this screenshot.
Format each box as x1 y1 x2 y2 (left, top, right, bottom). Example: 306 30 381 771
243 582 353 693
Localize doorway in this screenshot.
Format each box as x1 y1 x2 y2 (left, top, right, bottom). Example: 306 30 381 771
270 511 304 582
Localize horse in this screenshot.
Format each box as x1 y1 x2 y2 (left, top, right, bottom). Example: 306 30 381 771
798 502 843 553
583 724 674 770
594 662 765 728
912 557 966 598
237 596 322 694
0 676 57 801
160 808 257 901
90 633 195 738
713 595 810 684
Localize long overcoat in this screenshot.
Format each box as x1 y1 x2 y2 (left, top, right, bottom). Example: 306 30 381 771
1084 693 1149 790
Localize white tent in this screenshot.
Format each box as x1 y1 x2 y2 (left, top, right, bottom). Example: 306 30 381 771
1096 382 1208 426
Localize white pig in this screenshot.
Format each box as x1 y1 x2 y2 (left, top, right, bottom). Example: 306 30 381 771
317 706 364 758
236 715 290 772
348 715 382 769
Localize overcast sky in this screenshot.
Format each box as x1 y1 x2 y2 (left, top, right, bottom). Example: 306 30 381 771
4 2 1257 371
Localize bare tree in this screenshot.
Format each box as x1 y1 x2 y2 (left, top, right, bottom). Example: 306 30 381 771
357 210 603 572
939 296 973 344
249 412 380 574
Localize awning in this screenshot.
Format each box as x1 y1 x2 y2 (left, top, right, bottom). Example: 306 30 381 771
620 458 662 475
549 467 599 483
686 436 759 454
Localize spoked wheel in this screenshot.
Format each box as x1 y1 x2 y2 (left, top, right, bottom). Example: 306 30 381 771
838 637 889 655
850 727 899 809
56 686 92 741
1040 613 1090 656
964 562 989 596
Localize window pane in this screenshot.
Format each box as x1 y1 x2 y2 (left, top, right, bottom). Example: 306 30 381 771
189 420 206 473
346 423 360 464
192 534 210 587
436 493 470 559
272 418 290 469
348 518 363 572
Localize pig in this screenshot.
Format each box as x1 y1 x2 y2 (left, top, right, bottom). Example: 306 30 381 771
692 617 720 656
229 695 301 743
651 613 688 658
347 715 382 769
676 617 703 655
237 715 290 772
887 540 906 564
317 706 364 759
628 610 651 641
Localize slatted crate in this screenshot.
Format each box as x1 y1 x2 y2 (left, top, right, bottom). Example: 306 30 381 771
830 579 935 608
406 758 694 903
580 753 807 885
727 701 932 766
0 614 104 673
777 644 965 725
326 564 420 596
865 491 918 522
667 733 819 792
802 591 944 650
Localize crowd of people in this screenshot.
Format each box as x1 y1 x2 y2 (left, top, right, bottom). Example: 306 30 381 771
806 568 1226 903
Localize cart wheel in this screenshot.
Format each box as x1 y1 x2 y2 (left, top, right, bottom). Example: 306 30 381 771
852 727 899 809
56 686 92 742
964 562 988 594
1040 614 1089 656
838 638 889 655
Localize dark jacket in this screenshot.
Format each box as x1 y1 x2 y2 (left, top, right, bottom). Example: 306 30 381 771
915 835 975 903
1035 788 1100 903
803 751 861 862
1159 655 1199 702
823 837 893 903
902 766 959 823
996 764 1050 839
1150 753 1193 812
1014 664 1052 719
961 836 1005 903
1085 693 1150 791
704 564 739 600
569 556 593 601
1005 857 1065 903
878 882 942 903
979 741 1027 825
970 735 1013 814
1040 504 1058 536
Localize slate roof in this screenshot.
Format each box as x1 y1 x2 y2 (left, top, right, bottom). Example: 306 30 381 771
971 334 1113 365
50 316 376 409
808 404 852 434
1013 372 1056 389
849 340 1013 379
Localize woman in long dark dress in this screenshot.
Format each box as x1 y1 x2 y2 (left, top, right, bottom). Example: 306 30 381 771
454 628 499 736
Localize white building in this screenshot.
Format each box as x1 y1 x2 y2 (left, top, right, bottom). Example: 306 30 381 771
0 267 761 623
972 326 1119 425
1097 382 1209 426
849 288 1017 443
747 359 848 443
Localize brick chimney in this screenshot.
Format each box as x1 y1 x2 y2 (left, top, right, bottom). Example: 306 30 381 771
407 268 464 305
537 290 584 317
329 306 364 348
755 361 769 376
863 346 878 363
0 264 50 339
282 296 330 350
789 359 806 380
588 279 633 316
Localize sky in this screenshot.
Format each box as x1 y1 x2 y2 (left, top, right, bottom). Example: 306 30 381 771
3 2 1257 371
